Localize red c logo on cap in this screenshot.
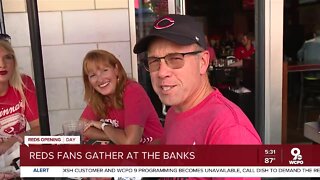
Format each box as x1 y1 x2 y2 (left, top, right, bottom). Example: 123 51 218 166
154 17 174 30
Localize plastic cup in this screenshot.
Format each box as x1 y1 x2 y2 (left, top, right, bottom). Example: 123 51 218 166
62 121 84 143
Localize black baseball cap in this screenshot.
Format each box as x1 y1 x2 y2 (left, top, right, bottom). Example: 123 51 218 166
133 14 206 54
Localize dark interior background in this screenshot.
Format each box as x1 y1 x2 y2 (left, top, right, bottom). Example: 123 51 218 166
185 0 320 61
185 0 254 44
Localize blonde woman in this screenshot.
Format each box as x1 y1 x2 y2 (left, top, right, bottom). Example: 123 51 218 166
81 50 163 144
0 39 40 153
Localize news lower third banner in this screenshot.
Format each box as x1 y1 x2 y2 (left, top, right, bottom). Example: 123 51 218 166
19 140 320 177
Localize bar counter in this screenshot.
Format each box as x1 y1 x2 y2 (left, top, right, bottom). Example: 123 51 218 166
304 121 320 144
288 64 320 72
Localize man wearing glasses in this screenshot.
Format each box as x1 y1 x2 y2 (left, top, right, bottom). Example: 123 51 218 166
134 14 261 146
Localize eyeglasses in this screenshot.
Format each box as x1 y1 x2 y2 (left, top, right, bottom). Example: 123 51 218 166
144 51 203 72
0 33 11 42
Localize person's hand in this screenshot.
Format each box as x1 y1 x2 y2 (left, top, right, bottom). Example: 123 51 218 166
228 60 243 67
0 141 14 155
84 120 103 132
0 172 17 180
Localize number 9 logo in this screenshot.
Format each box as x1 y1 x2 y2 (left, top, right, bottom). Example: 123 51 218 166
291 147 302 160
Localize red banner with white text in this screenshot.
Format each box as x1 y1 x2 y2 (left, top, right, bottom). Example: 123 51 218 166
19 145 320 178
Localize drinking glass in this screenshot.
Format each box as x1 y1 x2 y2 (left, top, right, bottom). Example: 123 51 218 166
62 121 84 143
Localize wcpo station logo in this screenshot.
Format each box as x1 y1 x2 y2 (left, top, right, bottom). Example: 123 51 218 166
289 147 304 165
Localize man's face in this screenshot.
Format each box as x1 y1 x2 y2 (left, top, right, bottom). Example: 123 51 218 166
241 35 250 46
147 38 208 112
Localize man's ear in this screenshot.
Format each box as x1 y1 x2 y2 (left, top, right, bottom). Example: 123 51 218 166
200 50 210 75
